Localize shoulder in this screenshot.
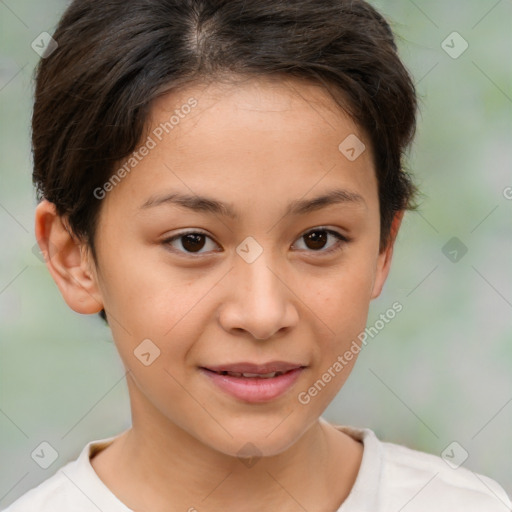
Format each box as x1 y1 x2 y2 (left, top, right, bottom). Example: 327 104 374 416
331 423 511 512
1 434 129 512
380 438 512 511
1 462 83 512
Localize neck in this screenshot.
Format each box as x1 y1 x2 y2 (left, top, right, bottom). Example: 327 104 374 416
91 380 362 512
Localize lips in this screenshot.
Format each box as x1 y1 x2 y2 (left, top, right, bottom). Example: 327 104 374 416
199 361 306 402
202 361 304 378
211 370 285 378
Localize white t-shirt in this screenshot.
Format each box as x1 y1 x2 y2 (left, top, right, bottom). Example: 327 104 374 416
3 422 511 511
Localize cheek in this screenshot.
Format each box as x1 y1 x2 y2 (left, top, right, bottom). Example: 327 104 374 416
104 261 228 380
315 255 376 327
97 241 187 329
307 255 378 388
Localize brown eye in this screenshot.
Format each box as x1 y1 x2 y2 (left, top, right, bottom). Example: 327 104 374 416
293 228 348 255
163 231 219 256
304 230 328 250
180 233 206 252
162 227 349 258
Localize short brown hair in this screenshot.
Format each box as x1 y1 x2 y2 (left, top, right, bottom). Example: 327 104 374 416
32 0 419 324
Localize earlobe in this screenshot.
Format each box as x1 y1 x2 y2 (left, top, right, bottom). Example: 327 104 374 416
370 210 404 300
34 199 104 314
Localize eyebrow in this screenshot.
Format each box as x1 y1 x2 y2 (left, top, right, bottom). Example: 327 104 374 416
139 188 366 220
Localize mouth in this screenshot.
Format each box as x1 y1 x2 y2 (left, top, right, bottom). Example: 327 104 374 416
199 361 306 403
203 368 296 379
201 361 305 377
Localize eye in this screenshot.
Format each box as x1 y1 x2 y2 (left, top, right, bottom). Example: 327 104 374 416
162 227 349 258
292 227 349 255
162 230 220 257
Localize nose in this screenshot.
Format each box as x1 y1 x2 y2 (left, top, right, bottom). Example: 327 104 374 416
218 249 299 340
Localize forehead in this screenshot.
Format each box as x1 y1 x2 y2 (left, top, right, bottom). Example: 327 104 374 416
152 75 363 142
102 76 377 221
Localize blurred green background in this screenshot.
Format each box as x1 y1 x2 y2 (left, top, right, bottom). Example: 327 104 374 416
1 0 511 507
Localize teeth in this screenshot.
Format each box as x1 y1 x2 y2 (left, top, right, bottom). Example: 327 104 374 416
216 370 285 378
243 372 277 378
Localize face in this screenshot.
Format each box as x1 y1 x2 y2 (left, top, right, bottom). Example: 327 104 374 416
55 77 399 458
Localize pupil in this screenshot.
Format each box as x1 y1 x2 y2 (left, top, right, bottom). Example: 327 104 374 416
182 234 205 252
180 232 328 253
305 231 327 250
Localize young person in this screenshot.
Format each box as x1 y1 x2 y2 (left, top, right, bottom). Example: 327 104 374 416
4 0 510 510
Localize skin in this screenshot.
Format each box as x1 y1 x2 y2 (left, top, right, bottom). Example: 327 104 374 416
35 76 403 512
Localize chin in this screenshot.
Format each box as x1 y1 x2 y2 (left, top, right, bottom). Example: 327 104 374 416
198 414 313 460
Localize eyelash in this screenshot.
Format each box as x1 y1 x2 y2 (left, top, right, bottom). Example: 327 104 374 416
161 227 349 258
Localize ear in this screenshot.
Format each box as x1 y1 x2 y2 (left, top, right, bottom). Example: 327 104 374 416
370 210 404 300
34 199 104 314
